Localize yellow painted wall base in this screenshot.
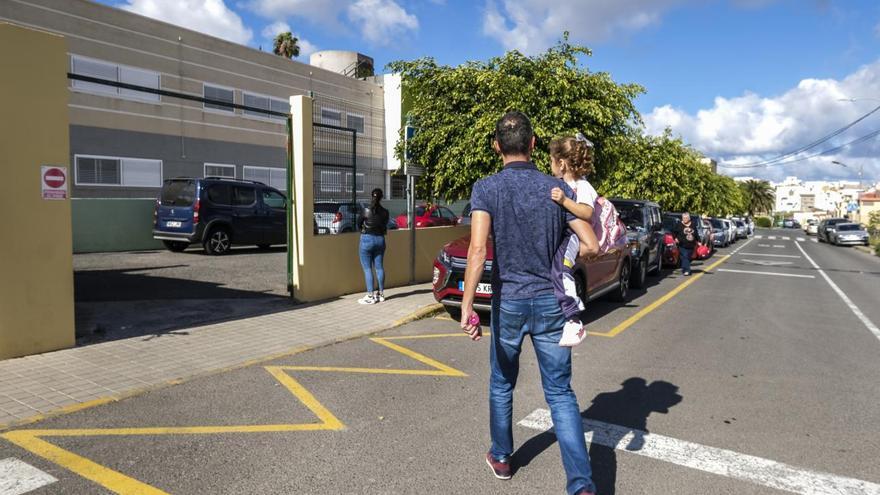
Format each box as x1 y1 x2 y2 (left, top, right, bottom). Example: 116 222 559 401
0 23 75 359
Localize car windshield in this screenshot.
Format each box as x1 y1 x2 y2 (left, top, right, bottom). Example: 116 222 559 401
314 203 339 214
615 204 645 229
837 224 861 231
160 180 195 206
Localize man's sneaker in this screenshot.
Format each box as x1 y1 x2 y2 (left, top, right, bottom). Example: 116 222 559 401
559 319 586 347
485 452 512 480
357 294 375 305
374 293 385 303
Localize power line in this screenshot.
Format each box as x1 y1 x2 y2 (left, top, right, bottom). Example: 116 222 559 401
724 102 880 168
720 127 880 169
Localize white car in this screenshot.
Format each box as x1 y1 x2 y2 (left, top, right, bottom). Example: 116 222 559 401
806 223 819 235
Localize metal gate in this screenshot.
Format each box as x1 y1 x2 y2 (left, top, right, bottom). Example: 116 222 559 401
312 98 359 235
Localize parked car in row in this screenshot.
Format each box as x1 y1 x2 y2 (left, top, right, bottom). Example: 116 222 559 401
153 177 287 255
395 204 459 229
432 234 631 319
314 201 364 235
818 218 849 243
610 198 664 289
828 223 870 246
804 219 819 236
709 218 730 247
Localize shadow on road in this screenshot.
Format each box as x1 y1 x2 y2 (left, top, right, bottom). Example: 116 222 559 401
514 377 683 494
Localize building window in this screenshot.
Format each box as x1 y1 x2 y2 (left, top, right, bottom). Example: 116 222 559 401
243 166 286 191
320 170 343 192
320 108 342 127
70 55 160 102
204 84 235 113
75 155 162 187
347 114 365 134
204 163 235 178
391 174 406 199
243 92 290 121
345 173 365 193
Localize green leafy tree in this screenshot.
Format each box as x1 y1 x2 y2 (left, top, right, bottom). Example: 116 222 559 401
273 32 300 59
739 179 775 216
388 34 643 200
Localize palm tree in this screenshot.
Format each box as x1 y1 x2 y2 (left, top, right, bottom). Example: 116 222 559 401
739 179 775 216
273 32 300 59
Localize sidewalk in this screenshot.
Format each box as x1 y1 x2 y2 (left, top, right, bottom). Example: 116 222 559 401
0 284 440 429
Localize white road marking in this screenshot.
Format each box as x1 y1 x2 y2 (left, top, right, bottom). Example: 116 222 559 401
755 235 763 239
718 268 814 278
518 409 880 495
812 239 818 243
782 236 791 240
795 242 880 342
768 236 777 240
0 458 58 495
758 244 771 247
739 253 801 258
797 237 806 242
729 238 754 255
773 245 786 248
742 259 794 266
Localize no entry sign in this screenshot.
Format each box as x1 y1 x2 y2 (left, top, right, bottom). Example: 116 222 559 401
41 165 68 200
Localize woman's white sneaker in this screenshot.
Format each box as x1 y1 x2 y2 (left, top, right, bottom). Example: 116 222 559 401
358 294 376 305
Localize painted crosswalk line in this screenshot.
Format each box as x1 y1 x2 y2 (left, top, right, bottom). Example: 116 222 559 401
739 253 801 258
742 259 794 266
755 235 763 239
519 409 880 495
0 458 58 495
718 268 815 278
797 237 805 242
768 236 777 240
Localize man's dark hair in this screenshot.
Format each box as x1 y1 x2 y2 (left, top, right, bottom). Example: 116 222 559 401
494 111 533 156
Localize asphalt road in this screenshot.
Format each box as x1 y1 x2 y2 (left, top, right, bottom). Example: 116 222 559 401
3 229 879 494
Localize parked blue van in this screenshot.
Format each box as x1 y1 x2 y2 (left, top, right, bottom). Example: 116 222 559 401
153 177 287 255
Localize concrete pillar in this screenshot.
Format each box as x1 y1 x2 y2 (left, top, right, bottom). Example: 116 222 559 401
289 95 313 297
0 23 75 359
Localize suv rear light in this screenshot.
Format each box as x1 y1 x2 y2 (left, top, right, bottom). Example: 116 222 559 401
332 212 343 224
193 198 201 225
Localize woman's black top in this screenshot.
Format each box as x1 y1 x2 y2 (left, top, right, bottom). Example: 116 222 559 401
361 204 389 236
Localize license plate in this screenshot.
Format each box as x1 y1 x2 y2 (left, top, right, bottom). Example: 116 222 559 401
459 281 492 294
166 221 182 228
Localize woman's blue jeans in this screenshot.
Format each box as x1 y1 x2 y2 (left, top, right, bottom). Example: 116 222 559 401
679 246 693 273
489 294 595 495
359 234 386 293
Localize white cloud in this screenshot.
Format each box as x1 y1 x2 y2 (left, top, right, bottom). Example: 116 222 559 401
248 0 418 45
644 60 880 182
347 0 419 44
120 0 253 44
482 0 691 54
260 21 318 57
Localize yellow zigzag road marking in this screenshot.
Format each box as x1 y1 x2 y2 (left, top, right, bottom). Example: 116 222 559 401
1 336 467 495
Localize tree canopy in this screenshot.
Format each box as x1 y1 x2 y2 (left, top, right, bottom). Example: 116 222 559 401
388 35 745 216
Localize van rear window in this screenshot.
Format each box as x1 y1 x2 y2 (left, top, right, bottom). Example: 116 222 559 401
160 180 195 206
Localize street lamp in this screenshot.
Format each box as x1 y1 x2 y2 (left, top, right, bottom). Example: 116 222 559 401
831 160 864 189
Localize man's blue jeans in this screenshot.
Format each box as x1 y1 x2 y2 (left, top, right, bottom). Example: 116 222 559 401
358 234 385 293
679 246 692 273
489 293 595 495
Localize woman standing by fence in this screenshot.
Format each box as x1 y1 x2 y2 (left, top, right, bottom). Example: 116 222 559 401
358 188 389 304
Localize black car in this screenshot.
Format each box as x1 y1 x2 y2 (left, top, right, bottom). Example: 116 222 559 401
817 217 848 243
609 198 664 289
153 177 287 255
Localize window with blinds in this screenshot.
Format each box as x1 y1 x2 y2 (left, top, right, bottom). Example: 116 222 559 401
243 166 286 191
204 163 235 178
204 84 235 112
70 55 160 102
75 156 162 187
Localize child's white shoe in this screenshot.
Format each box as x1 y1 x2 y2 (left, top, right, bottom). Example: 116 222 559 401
559 320 586 347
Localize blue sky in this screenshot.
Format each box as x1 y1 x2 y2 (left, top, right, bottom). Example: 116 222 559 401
100 0 880 183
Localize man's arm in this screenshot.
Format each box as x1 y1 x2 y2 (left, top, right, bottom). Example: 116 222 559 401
569 218 599 258
461 210 490 341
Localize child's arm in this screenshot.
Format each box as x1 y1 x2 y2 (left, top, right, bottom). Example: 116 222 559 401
551 187 594 221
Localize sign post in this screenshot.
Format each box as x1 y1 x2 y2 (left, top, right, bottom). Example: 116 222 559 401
403 125 422 284
41 166 68 200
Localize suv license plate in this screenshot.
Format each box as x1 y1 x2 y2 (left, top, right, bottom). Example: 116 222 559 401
459 281 492 294
166 221 182 228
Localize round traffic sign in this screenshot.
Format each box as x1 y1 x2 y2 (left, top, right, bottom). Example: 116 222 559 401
43 167 66 188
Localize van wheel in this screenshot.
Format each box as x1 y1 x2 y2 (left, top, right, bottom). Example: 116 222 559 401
609 261 630 302
632 255 648 289
162 240 189 252
204 227 231 255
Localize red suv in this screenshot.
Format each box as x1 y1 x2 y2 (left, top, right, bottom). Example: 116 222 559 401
432 235 631 319
396 205 459 229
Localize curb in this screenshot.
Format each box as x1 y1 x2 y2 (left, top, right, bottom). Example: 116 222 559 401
0 302 444 432
853 245 876 256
